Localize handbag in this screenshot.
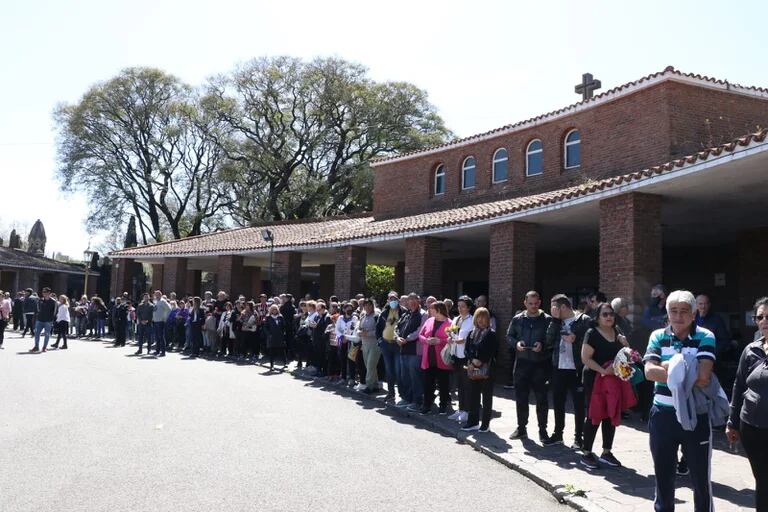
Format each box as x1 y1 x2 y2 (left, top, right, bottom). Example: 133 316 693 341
440 342 453 366
348 343 360 362
466 363 490 380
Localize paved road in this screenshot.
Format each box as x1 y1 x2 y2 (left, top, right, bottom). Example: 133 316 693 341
0 330 564 512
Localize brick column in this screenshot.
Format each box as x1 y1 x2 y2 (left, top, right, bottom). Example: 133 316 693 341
488 221 537 371
394 261 405 295
334 246 367 300
319 264 335 300
217 255 244 298
599 193 662 313
162 258 188 297
110 258 136 298
187 269 202 297
242 266 262 300
151 264 164 293
272 252 302 297
405 237 443 297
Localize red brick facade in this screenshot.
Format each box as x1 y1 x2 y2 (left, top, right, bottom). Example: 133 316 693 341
319 264 335 299
599 193 662 311
405 237 443 297
334 246 367 300
216 255 244 298
162 257 188 297
373 81 768 218
151 264 164 292
273 252 302 298
111 257 137 298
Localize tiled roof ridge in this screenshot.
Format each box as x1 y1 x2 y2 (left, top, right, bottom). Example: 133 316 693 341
250 211 373 228
109 127 768 258
370 66 768 166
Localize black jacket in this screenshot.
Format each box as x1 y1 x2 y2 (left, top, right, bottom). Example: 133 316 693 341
375 305 407 340
279 303 296 334
114 303 129 325
465 328 499 366
546 312 592 371
396 308 426 356
264 315 287 349
23 295 38 314
506 310 551 363
36 298 57 323
729 338 768 430
312 312 332 345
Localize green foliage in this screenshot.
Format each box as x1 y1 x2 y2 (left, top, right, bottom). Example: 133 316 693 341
365 264 395 303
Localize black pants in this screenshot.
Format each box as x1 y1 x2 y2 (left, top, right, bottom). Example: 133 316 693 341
583 418 615 453
0 319 6 344
507 345 517 385
114 321 127 346
513 359 550 432
22 313 35 336
55 320 69 347
453 358 468 412
313 337 327 375
552 368 585 440
649 406 712 512
741 421 768 512
422 366 451 410
13 312 22 330
466 375 494 428
326 344 340 376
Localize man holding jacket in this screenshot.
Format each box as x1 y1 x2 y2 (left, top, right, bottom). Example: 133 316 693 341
543 294 592 449
507 291 552 443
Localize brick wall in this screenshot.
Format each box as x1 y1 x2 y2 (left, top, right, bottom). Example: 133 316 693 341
319 264 335 300
599 193 662 311
404 237 443 297
334 246 367 300
162 257 188 297
151 264 164 293
216 255 244 297
111 258 136 298
373 80 768 218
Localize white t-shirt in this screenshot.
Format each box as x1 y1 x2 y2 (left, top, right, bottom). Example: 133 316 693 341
56 303 71 323
455 314 473 359
558 316 576 370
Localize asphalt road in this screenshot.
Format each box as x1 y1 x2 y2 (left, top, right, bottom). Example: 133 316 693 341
0 330 564 512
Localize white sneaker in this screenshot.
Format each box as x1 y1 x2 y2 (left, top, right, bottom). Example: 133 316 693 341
461 424 480 432
395 400 411 408
458 411 469 423
447 411 462 421
354 383 367 392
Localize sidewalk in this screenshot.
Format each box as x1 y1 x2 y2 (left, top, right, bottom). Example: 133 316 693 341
293 373 756 512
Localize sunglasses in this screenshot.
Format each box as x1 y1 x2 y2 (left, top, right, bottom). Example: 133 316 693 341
600 311 616 318
753 315 768 322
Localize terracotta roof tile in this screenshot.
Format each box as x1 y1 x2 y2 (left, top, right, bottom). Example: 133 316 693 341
110 128 768 259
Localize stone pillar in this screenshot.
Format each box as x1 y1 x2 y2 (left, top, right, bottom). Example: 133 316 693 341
394 261 405 295
334 246 367 300
86 274 98 297
405 237 443 297
217 255 244 298
319 264 335 300
488 221 537 371
110 258 136 299
162 258 188 297
18 269 38 293
272 252 302 297
151 264 164 293
599 193 662 314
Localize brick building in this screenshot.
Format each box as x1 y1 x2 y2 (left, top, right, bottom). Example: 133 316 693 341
109 67 768 357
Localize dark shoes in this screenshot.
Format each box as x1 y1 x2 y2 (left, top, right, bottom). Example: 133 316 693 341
571 437 584 451
580 452 599 470
542 432 563 446
134 349 142 355
598 452 622 467
676 458 689 476
509 427 528 440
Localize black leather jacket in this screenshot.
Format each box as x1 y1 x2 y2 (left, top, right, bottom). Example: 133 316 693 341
506 310 551 363
546 312 592 371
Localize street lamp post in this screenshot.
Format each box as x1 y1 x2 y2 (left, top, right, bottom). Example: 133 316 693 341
83 249 95 298
260 229 274 294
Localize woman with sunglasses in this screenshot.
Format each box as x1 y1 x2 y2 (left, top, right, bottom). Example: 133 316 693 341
727 297 768 512
580 302 629 470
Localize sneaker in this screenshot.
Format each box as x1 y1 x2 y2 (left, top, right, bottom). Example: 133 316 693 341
395 399 411 408
539 431 551 444
676 459 689 476
461 424 480 432
542 433 563 446
354 383 367 392
29 347 39 353
571 437 585 451
41 348 47 352
384 393 396 402
438 405 449 415
598 452 622 468
479 425 491 433
407 403 421 412
580 452 600 470
458 411 468 423
419 407 431 415
447 411 462 421
509 428 528 440
135 349 142 355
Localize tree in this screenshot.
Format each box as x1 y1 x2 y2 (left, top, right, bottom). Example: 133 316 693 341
124 215 138 248
365 264 395 304
54 68 232 244
203 56 452 224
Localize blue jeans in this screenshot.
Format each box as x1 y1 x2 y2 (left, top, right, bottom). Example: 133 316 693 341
34 320 53 350
399 353 423 404
649 405 712 512
153 321 166 353
137 322 153 351
378 339 401 396
96 318 106 338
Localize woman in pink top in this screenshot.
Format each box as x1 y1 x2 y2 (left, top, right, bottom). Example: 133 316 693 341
418 301 453 415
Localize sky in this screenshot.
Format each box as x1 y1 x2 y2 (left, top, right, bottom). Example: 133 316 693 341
1 0 767 260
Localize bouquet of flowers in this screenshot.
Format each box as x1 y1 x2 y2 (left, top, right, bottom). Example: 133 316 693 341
612 347 642 381
445 323 460 341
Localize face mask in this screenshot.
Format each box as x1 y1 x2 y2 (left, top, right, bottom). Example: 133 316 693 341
389 300 398 309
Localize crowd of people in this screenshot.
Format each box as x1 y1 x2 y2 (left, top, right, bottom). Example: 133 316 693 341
1 284 766 512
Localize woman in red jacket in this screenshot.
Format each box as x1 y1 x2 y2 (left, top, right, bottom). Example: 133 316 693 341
580 302 630 470
418 301 453 415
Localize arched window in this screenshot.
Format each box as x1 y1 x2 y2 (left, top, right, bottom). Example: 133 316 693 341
526 139 543 176
564 129 581 169
434 164 446 195
462 156 476 190
492 148 509 183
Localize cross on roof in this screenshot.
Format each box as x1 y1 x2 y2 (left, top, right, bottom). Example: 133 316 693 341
575 73 601 100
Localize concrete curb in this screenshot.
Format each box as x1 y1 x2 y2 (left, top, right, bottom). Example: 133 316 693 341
286 367 607 512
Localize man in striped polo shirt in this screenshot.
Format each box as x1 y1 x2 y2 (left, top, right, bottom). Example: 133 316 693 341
644 290 716 512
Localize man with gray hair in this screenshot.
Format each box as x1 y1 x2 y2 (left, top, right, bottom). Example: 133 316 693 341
643 290 717 512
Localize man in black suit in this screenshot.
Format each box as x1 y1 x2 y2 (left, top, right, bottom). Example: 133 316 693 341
189 297 205 357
